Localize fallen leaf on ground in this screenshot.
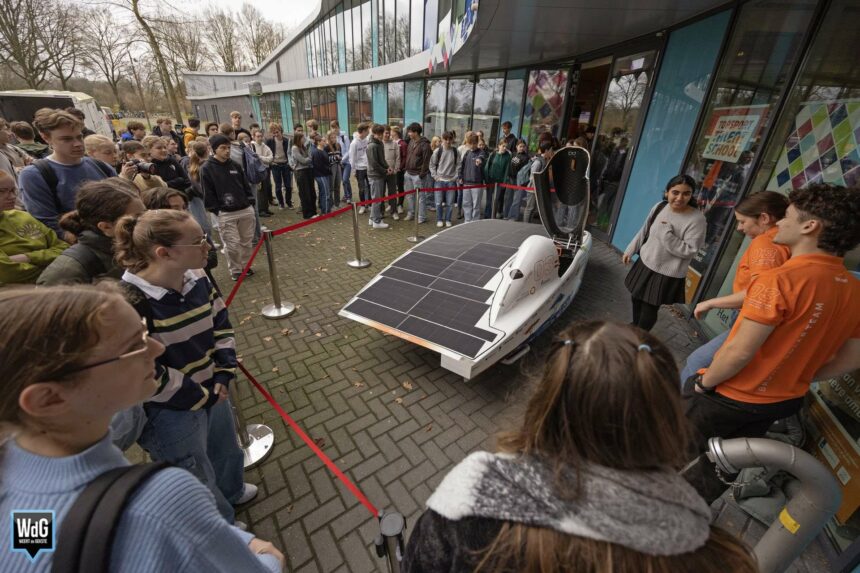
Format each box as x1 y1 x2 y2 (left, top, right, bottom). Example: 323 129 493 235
425 424 433 432
272 367 280 373
352 381 365 388
401 381 413 391
394 397 404 404
281 328 292 336
313 437 326 447
263 336 273 342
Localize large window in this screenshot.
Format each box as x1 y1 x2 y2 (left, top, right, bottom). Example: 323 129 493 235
359 84 373 124
473 73 504 148
500 69 527 143
423 0 438 51
396 0 411 60
352 1 364 70
348 85 361 134
388 82 405 127
446 76 474 142
681 0 817 305
361 1 372 70
405 80 424 126
259 94 282 131
424 78 447 139
343 1 354 72
523 69 568 150
410 0 423 55
383 0 396 65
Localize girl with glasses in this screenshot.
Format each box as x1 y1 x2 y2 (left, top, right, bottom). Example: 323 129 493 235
114 209 257 527
0 284 284 572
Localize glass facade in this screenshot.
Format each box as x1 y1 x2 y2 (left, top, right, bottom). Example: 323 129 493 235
523 69 569 150
388 82 405 126
681 0 817 306
500 69 527 143
613 10 731 253
424 78 447 139
473 73 505 148
446 76 474 142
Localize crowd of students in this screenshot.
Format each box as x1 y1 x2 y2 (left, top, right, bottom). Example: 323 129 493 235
0 103 859 572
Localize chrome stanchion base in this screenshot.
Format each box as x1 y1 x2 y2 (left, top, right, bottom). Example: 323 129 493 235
262 302 296 319
406 235 425 243
241 423 275 469
347 258 372 268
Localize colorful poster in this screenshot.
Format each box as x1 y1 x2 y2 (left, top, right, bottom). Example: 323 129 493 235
702 114 762 162
767 99 860 192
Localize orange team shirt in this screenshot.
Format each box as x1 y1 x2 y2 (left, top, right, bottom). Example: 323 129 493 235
732 226 791 293
716 253 860 404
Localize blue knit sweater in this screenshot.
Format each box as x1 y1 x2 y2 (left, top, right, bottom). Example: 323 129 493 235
0 434 279 572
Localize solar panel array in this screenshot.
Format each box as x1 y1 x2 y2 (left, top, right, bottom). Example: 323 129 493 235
342 220 546 358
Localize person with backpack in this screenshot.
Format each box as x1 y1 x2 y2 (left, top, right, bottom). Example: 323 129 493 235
429 131 459 228
152 117 186 157
0 284 284 572
310 134 332 215
37 178 145 286
115 208 259 527
10 120 49 159
456 133 488 223
365 123 390 230
201 134 257 281
19 109 116 239
522 140 554 224
622 175 706 331
484 139 512 219
504 139 530 220
0 171 68 285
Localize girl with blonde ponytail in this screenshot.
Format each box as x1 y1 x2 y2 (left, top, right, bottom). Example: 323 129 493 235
114 209 258 527
403 321 757 573
180 140 213 235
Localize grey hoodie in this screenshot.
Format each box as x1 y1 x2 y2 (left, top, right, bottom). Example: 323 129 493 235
429 145 459 182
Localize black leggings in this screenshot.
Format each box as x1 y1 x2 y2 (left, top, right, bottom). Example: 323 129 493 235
631 298 660 331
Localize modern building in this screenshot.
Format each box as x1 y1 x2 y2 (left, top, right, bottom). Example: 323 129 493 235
185 0 859 562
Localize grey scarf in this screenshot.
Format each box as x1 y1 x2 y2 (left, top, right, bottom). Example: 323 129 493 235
426 451 711 556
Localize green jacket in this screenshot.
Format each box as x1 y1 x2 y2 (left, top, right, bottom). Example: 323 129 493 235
37 230 120 285
0 209 68 285
485 150 512 183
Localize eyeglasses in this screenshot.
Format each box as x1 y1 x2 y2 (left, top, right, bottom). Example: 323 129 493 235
59 320 151 377
171 237 208 248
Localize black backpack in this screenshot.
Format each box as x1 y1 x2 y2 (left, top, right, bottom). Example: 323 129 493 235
33 158 114 212
51 462 169 573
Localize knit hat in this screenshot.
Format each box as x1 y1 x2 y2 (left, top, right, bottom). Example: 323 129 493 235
209 134 231 151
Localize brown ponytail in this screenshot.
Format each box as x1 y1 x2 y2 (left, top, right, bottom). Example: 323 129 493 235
735 191 789 221
58 178 140 237
188 141 208 182
113 209 190 273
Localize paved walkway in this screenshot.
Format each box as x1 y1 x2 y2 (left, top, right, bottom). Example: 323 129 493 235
214 201 705 572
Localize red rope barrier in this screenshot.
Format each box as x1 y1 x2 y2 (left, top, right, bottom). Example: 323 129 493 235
271 204 352 236
238 362 381 518
224 238 265 307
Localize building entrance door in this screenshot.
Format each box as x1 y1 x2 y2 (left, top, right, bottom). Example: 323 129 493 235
564 57 612 146
591 49 659 236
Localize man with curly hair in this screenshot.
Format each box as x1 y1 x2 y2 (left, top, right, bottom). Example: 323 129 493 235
682 183 860 501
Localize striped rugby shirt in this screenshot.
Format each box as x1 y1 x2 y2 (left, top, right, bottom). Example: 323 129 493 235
122 269 236 410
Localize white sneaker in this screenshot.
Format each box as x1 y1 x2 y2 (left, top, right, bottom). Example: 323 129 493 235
385 204 391 213
235 483 258 505
405 213 414 221
392 213 400 220
372 221 389 229
445 221 452 227
368 218 373 226
436 221 444 228
397 205 404 214
359 206 366 214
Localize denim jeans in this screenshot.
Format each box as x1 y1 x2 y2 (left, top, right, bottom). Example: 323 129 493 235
483 186 495 219
404 172 428 222
369 178 385 223
188 196 211 235
679 329 731 387
355 169 370 203
462 184 483 222
330 163 342 205
271 163 292 207
434 181 456 222
315 175 332 214
385 173 398 212
341 162 353 202
138 400 244 523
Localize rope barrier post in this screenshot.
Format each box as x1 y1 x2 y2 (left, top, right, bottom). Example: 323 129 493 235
261 229 296 319
375 510 406 573
406 190 425 243
229 381 275 469
347 201 372 269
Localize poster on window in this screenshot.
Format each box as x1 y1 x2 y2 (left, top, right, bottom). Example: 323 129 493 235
806 370 860 523
702 115 762 162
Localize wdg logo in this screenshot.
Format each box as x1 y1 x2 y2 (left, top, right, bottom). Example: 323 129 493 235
11 510 55 561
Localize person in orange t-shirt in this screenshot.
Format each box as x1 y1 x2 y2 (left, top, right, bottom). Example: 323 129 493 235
679 191 791 384
682 184 860 503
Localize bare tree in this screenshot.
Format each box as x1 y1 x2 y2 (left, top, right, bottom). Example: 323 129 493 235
81 10 131 108
0 0 65 88
605 73 648 132
44 2 84 90
207 8 247 72
237 3 285 67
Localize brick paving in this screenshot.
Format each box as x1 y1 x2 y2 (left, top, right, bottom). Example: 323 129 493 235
213 197 705 572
